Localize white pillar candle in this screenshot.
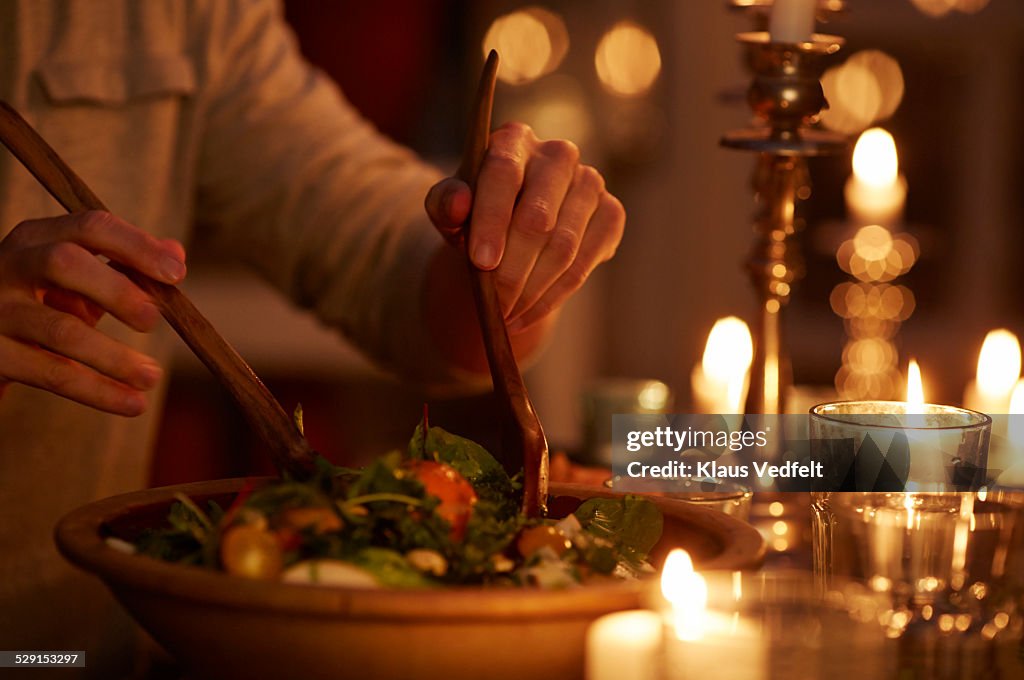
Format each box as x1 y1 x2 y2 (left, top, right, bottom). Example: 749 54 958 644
963 329 1021 416
664 612 763 680
768 0 816 43
585 610 662 680
660 550 764 680
998 380 1024 486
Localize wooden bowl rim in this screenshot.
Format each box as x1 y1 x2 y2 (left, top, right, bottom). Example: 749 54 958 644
54 478 765 622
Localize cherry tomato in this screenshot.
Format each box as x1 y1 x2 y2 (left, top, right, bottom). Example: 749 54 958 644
517 525 571 559
220 525 284 580
404 460 478 540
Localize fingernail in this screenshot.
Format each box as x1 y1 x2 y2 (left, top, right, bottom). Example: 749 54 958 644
159 255 186 283
123 393 147 416
138 361 163 388
473 244 498 269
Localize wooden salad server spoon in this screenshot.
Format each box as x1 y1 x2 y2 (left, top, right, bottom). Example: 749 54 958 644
455 51 550 517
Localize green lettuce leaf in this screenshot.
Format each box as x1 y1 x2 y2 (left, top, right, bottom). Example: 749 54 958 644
351 547 436 588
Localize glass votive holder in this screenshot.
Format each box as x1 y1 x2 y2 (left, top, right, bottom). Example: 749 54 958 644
659 477 753 522
603 475 752 521
580 379 673 467
809 400 991 493
808 401 1024 676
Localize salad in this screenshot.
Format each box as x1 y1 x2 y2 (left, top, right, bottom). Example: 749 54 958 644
130 418 663 589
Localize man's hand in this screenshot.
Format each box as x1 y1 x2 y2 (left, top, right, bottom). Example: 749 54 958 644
0 211 186 415
425 123 625 335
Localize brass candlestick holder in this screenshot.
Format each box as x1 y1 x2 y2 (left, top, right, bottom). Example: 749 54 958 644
721 28 846 414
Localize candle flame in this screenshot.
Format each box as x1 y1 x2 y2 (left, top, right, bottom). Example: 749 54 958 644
906 359 925 411
976 329 1021 397
852 128 899 188
660 548 707 641
702 317 753 383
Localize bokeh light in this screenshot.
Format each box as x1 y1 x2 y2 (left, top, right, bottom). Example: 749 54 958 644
820 51 904 134
848 51 904 122
508 76 594 148
853 224 894 261
954 0 991 13
483 7 569 85
909 0 957 17
844 337 898 374
831 282 916 323
837 228 918 283
835 365 902 401
595 21 662 97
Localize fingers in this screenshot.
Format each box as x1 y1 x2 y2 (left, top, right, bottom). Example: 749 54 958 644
493 139 579 314
507 192 625 333
0 211 175 416
467 123 531 270
42 288 104 327
0 300 163 392
21 242 161 332
507 164 603 321
0 334 149 416
423 123 624 336
12 211 186 284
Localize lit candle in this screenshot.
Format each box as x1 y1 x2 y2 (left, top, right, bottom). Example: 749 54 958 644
1006 380 1024 445
962 329 1021 416
1000 380 1024 486
844 128 908 227
660 549 763 680
905 358 926 427
691 317 753 414
585 610 662 680
768 0 816 43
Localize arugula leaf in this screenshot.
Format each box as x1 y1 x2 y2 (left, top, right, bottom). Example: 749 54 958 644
574 496 663 566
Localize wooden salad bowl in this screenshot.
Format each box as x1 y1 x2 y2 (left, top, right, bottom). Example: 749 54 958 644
55 478 765 680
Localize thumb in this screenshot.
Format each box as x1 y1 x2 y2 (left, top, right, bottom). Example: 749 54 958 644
425 178 472 242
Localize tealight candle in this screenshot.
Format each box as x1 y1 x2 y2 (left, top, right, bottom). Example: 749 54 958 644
660 550 764 680
690 317 752 415
585 610 662 680
768 0 816 43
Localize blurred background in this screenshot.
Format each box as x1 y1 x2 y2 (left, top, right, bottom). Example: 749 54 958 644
151 0 1024 485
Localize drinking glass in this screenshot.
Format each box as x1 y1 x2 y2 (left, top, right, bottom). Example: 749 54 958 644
810 402 1024 626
